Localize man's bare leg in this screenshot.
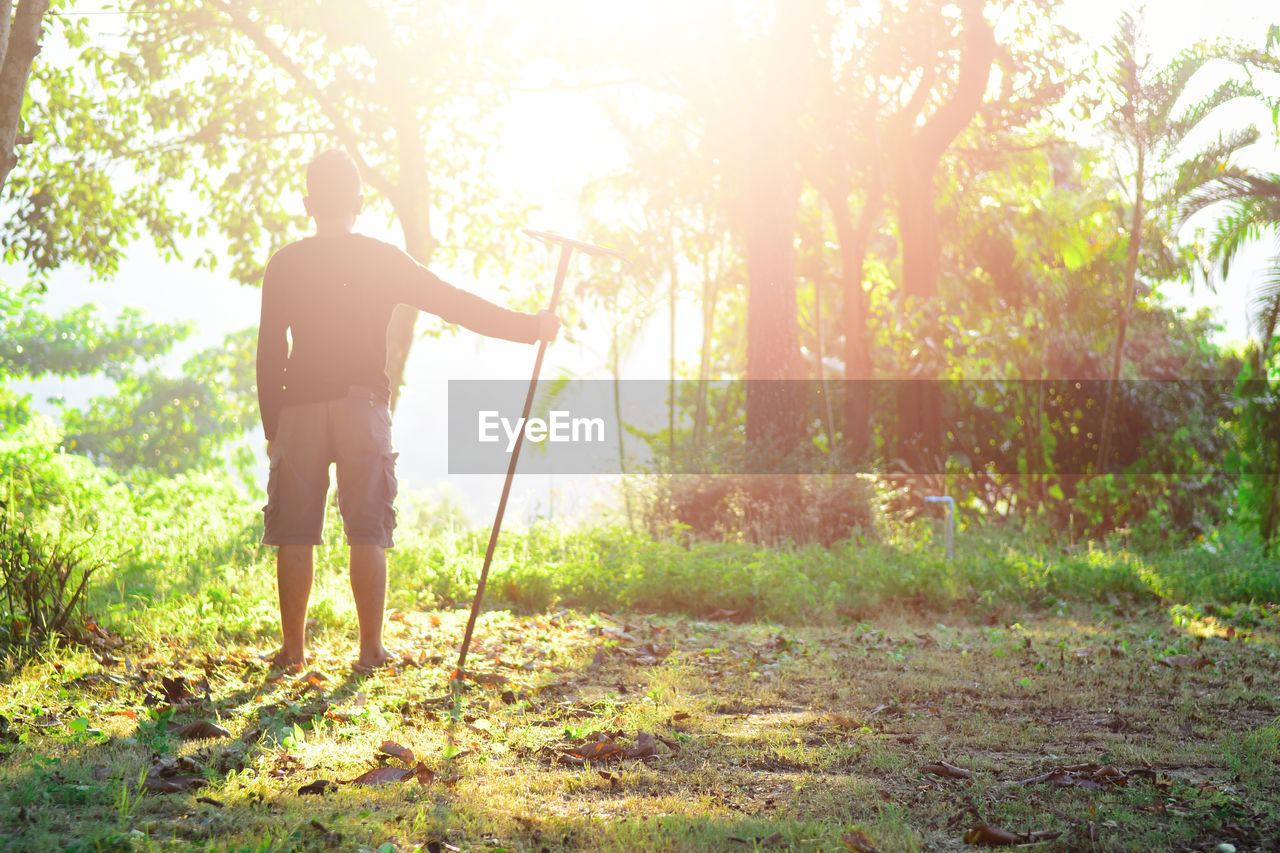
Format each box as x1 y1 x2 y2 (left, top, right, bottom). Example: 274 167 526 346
276 544 314 666
350 544 389 668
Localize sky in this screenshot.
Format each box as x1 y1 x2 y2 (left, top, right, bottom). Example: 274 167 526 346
12 0 1280 525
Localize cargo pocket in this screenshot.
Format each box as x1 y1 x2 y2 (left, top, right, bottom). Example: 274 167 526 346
261 452 282 544
379 450 400 547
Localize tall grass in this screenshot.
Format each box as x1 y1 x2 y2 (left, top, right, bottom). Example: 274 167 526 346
5 415 1278 647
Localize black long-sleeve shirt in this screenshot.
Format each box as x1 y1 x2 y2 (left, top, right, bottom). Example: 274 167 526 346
256 233 538 440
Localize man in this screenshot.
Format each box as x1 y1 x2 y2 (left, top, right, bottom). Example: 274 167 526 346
256 148 559 671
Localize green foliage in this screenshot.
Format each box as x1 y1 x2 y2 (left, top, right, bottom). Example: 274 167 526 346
0 286 189 381
0 416 262 642
0 510 99 652
4 7 191 282
0 288 258 480
0 415 107 651
62 327 260 477
645 474 877 547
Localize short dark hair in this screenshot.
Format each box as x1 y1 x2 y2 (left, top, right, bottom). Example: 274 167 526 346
306 148 362 216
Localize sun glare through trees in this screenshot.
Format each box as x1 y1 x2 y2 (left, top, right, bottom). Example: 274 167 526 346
2 1 1280 850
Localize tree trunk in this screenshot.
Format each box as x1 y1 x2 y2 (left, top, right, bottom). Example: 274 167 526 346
1096 145 1145 473
888 0 995 471
387 121 435 415
742 2 812 459
668 242 678 458
0 0 50 192
743 147 803 453
693 267 721 450
824 182 880 464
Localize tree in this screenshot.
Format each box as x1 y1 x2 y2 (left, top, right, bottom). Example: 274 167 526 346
807 0 1073 468
1181 167 1280 549
62 328 259 478
882 0 996 470
0 285 258 478
0 0 50 192
1094 11 1259 472
551 0 820 458
16 0 540 412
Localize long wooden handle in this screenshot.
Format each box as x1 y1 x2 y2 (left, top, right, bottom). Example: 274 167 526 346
455 245 573 676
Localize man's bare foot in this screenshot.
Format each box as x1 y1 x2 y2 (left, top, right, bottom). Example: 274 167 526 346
261 648 314 670
352 647 406 674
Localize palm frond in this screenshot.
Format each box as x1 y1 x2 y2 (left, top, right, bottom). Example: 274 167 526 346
1250 234 1280 365
1164 79 1260 144
1207 206 1264 279
1169 128 1261 205
1180 168 1280 222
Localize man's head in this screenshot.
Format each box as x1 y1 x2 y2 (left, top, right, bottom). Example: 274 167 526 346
304 149 363 227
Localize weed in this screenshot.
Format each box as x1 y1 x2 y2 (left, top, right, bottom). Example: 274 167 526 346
0 513 100 651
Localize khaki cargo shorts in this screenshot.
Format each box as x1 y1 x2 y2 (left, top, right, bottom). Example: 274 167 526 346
262 387 398 547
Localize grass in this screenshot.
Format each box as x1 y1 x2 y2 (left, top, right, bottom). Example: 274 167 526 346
0 581 1278 851
3 460 1280 851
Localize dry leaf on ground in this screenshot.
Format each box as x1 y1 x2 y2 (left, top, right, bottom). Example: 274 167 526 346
922 761 973 780
167 720 231 740
1158 654 1214 669
378 740 415 764
144 756 207 794
843 828 882 852
560 737 624 764
297 779 335 795
963 823 1023 846
347 766 413 786
624 731 658 759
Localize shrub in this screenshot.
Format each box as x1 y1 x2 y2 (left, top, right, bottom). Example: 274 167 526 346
0 509 99 649
645 473 877 546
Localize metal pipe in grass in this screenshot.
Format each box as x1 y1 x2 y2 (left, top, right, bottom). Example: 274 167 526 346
923 495 954 563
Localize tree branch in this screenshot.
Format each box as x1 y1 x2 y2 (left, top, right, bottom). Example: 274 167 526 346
0 0 15 68
202 0 397 203
917 0 996 161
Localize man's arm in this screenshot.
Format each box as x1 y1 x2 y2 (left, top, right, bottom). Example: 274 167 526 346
256 255 289 442
389 249 556 344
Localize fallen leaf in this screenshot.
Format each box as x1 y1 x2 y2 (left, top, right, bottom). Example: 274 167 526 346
654 733 681 752
160 675 198 704
922 761 973 780
297 779 335 795
561 738 624 763
624 731 658 759
168 720 231 741
1006 763 1137 789
464 670 510 687
378 740 415 764
843 828 882 853
301 670 329 688
1158 654 1213 669
144 773 206 794
347 766 413 786
963 823 1022 846
413 761 435 785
